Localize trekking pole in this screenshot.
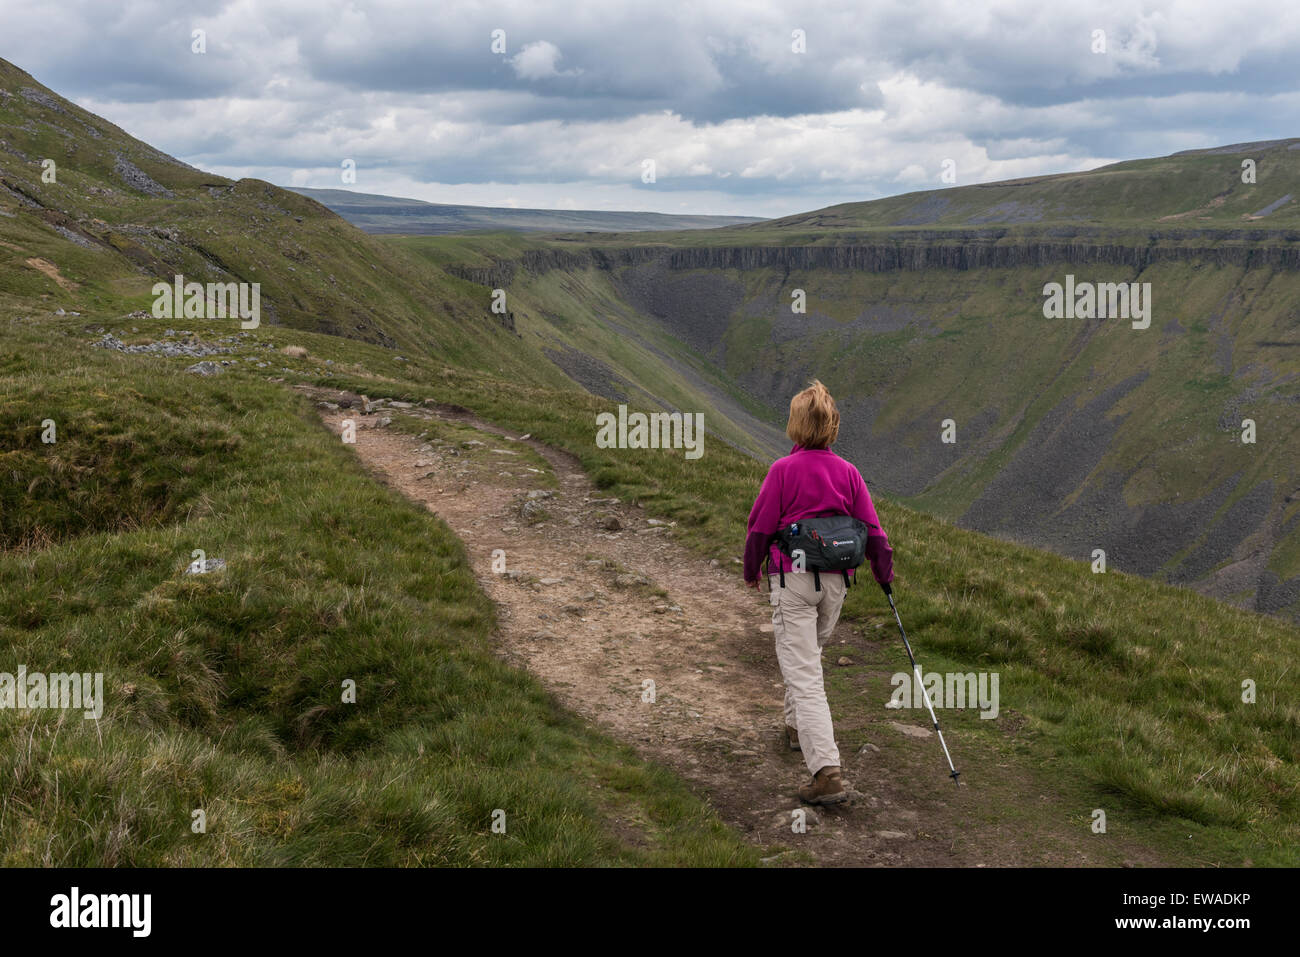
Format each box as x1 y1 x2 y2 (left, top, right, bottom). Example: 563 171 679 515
882 583 961 786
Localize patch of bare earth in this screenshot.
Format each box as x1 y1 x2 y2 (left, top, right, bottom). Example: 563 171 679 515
24 257 79 290
302 385 1169 868
1157 192 1229 222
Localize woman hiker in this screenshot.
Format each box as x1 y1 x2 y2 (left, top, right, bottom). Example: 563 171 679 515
743 380 894 805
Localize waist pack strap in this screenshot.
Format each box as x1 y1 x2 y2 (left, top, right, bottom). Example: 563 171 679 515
776 566 848 591
763 550 784 590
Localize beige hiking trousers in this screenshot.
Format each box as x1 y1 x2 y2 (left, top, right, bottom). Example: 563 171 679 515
769 571 846 775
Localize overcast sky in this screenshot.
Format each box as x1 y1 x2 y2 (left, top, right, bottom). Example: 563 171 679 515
5 0 1300 217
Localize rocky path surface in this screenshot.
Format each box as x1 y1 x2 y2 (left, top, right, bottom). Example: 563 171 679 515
302 384 1167 868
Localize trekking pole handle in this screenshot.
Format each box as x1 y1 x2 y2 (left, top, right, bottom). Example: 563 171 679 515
880 580 892 596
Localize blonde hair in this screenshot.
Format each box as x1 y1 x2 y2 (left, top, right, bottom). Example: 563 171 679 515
786 379 840 449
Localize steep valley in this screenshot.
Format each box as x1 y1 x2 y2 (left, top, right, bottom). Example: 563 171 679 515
411 220 1300 619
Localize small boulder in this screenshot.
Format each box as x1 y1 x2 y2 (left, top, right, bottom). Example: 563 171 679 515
890 721 933 739
520 499 548 523
775 808 821 829
185 557 226 574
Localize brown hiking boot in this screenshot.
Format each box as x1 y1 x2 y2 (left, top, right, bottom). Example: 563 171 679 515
798 766 848 805
785 725 801 751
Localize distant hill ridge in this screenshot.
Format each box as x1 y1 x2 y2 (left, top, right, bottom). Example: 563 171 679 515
287 187 766 235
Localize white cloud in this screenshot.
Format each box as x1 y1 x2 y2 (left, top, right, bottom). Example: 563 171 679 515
509 40 581 81
11 0 1300 216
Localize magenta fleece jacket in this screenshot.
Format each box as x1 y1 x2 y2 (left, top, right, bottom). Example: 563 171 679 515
743 445 894 585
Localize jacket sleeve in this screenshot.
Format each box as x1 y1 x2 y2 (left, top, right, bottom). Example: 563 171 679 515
743 463 782 583
851 468 894 585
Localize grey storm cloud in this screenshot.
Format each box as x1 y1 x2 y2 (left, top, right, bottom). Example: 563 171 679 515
4 0 1300 217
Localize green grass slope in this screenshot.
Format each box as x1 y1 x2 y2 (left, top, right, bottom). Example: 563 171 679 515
0 316 755 866
756 139 1300 232
392 233 788 460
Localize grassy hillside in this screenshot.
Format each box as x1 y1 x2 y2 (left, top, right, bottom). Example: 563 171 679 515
0 316 757 866
0 54 772 459
754 139 1300 232
392 233 789 461
0 58 574 386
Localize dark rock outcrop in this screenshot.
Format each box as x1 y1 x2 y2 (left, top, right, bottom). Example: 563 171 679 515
448 227 1300 290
